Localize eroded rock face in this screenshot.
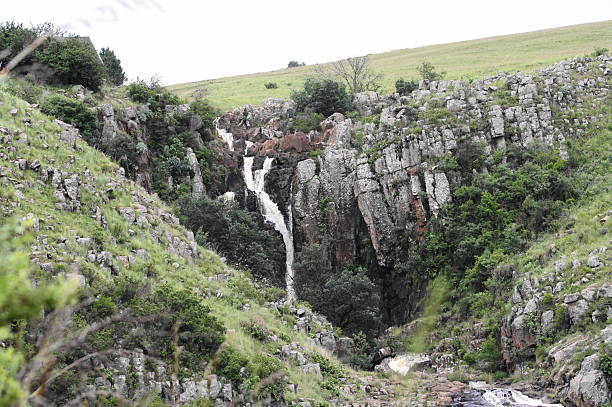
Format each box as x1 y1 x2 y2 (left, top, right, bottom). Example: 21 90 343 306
212 56 612 325
567 353 611 407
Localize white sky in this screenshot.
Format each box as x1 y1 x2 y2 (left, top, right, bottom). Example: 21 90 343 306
3 0 611 85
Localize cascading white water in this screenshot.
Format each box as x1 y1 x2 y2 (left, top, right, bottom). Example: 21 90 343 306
482 389 563 407
214 118 234 151
243 156 296 302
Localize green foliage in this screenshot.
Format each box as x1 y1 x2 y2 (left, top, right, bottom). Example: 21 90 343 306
133 283 225 373
179 196 285 285
293 112 325 133
99 47 126 86
318 266 381 338
216 346 251 385
395 78 418 96
35 37 105 91
126 78 181 111
40 94 99 143
291 78 352 117
0 218 75 406
420 142 578 303
264 82 278 89
417 61 446 81
0 21 40 66
189 98 218 130
591 47 609 57
600 352 612 376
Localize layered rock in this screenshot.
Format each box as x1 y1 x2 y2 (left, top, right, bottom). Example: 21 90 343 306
212 56 611 325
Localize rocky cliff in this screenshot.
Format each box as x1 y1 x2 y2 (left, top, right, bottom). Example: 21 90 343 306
211 56 611 326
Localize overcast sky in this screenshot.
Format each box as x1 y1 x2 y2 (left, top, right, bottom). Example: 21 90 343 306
3 0 611 85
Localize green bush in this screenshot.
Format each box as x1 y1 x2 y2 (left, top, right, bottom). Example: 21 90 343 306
264 82 278 89
133 284 226 373
293 112 325 133
35 37 105 91
126 82 155 103
217 346 250 384
291 78 352 117
395 78 418 96
40 94 99 143
600 351 612 376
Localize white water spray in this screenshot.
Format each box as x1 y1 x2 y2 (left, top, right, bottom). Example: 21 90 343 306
243 157 296 302
214 118 234 151
482 389 563 407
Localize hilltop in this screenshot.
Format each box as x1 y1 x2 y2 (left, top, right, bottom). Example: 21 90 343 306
167 20 612 110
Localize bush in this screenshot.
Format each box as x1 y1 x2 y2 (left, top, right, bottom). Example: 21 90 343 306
189 98 218 130
264 82 278 89
40 94 98 143
133 284 225 373
35 37 105 91
293 112 325 133
591 47 609 57
395 78 418 96
318 266 381 338
217 346 250 384
126 81 155 103
291 78 352 117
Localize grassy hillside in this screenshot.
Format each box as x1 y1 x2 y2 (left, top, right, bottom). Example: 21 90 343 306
168 20 612 111
0 85 369 406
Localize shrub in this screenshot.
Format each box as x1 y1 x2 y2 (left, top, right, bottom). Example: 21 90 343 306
40 94 98 143
133 284 225 372
600 352 612 376
189 98 218 130
217 346 250 385
395 78 418 96
264 82 278 89
591 47 609 57
293 112 325 133
35 37 105 91
126 81 155 103
291 78 352 117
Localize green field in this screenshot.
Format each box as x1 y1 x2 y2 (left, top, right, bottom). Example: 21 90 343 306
168 20 612 111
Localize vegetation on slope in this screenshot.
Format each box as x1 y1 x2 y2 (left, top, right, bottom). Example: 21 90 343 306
168 20 612 110
0 87 354 406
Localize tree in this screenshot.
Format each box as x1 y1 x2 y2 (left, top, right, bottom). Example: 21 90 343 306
35 37 105 91
287 61 305 68
99 47 126 86
328 56 383 95
320 266 381 338
291 78 352 116
416 61 446 81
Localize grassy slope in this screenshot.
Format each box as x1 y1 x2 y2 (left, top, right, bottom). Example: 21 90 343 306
0 86 349 404
168 20 612 111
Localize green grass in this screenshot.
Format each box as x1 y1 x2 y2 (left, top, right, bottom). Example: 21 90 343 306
0 83 354 405
168 20 612 111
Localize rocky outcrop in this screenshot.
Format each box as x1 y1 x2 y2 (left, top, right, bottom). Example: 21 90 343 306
213 56 611 325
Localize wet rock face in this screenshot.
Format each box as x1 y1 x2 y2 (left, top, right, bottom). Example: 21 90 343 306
214 56 611 325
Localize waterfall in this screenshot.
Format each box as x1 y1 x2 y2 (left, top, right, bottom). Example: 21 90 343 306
243 156 296 302
482 389 563 407
214 118 234 151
